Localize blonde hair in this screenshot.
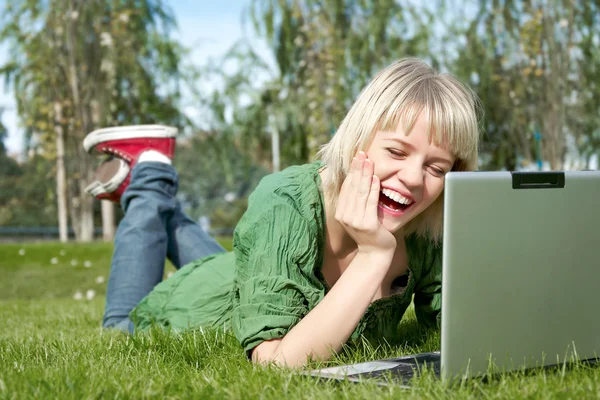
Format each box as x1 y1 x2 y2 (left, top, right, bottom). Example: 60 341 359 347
317 58 481 242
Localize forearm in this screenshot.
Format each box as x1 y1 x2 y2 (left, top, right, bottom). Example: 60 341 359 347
252 251 391 367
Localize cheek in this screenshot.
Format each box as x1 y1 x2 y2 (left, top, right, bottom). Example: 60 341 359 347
422 178 446 205
367 152 392 176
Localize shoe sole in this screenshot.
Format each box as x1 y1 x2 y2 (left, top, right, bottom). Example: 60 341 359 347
85 159 131 196
83 125 178 153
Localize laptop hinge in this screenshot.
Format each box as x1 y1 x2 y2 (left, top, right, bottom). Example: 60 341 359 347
511 171 565 189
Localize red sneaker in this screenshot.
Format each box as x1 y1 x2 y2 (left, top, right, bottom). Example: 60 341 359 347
82 125 178 168
85 158 131 203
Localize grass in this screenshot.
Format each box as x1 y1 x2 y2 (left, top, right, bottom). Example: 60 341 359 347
1 242 600 399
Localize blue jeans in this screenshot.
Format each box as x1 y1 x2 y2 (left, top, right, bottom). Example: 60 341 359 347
103 162 225 332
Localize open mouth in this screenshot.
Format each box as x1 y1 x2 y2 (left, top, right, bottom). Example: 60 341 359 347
378 188 414 214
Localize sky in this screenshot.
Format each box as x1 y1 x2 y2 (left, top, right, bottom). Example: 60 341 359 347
0 0 266 156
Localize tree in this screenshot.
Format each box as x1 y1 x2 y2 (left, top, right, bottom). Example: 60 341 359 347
0 123 58 227
174 54 271 226
246 0 434 165
175 132 267 231
0 0 186 241
451 0 600 170
0 120 22 225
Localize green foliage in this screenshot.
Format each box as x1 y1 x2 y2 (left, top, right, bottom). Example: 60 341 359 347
235 0 600 171
175 133 268 226
0 0 188 239
0 155 22 225
187 0 435 181
0 155 58 227
0 0 187 133
0 120 8 154
450 0 600 170
3 0 600 232
211 198 249 232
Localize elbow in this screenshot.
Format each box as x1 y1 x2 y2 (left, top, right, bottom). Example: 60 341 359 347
250 339 312 368
250 338 285 366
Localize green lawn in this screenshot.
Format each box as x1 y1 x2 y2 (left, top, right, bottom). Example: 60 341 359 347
1 242 599 399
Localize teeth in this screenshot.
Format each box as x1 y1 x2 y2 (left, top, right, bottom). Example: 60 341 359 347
381 188 413 205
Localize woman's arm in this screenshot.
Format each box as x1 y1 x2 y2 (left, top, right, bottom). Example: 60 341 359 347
252 152 396 367
251 251 392 367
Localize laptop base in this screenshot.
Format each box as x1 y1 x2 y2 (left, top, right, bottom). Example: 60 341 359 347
309 351 440 386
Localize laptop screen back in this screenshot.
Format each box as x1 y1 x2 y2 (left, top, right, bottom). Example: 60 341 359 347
441 171 600 380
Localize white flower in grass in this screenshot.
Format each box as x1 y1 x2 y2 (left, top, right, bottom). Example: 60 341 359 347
167 272 174 278
95 276 105 284
51 257 58 265
59 250 66 256
73 291 83 301
70 259 79 267
86 289 96 300
18 249 25 256
83 261 92 268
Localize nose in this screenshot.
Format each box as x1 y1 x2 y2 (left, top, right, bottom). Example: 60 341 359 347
397 160 424 192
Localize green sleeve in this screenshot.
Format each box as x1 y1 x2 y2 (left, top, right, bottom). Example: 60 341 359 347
413 241 443 329
231 181 324 353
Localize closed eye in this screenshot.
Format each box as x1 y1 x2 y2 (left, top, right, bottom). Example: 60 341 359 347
386 148 407 158
428 165 446 177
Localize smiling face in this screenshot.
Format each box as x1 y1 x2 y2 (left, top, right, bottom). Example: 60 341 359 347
318 59 480 241
365 111 455 234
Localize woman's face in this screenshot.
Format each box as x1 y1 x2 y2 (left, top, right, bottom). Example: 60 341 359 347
365 112 455 234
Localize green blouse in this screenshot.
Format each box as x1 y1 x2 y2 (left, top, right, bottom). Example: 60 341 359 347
132 161 442 353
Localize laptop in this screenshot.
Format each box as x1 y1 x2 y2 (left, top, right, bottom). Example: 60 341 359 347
311 170 600 385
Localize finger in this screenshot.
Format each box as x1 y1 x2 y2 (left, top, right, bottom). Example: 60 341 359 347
336 157 359 221
354 158 374 218
365 174 381 222
350 155 363 188
336 169 351 217
357 159 372 194
344 157 363 220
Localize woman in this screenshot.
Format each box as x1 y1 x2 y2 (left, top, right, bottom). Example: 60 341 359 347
84 58 480 367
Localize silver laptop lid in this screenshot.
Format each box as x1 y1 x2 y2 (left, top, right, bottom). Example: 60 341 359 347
441 170 600 380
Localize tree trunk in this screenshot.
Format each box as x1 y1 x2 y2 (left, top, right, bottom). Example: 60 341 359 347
101 201 115 241
54 102 69 242
69 188 81 240
270 115 280 173
79 177 95 242
91 99 115 241
539 1 574 170
66 1 95 242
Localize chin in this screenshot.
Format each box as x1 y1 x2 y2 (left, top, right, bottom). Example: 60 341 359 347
378 214 407 234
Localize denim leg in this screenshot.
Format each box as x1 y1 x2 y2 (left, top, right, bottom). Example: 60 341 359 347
103 162 226 332
167 202 225 268
103 162 179 331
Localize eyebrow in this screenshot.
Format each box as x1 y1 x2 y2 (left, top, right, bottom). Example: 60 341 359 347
385 137 416 151
384 137 454 165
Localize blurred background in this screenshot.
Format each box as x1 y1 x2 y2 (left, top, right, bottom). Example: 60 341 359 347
0 0 599 243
